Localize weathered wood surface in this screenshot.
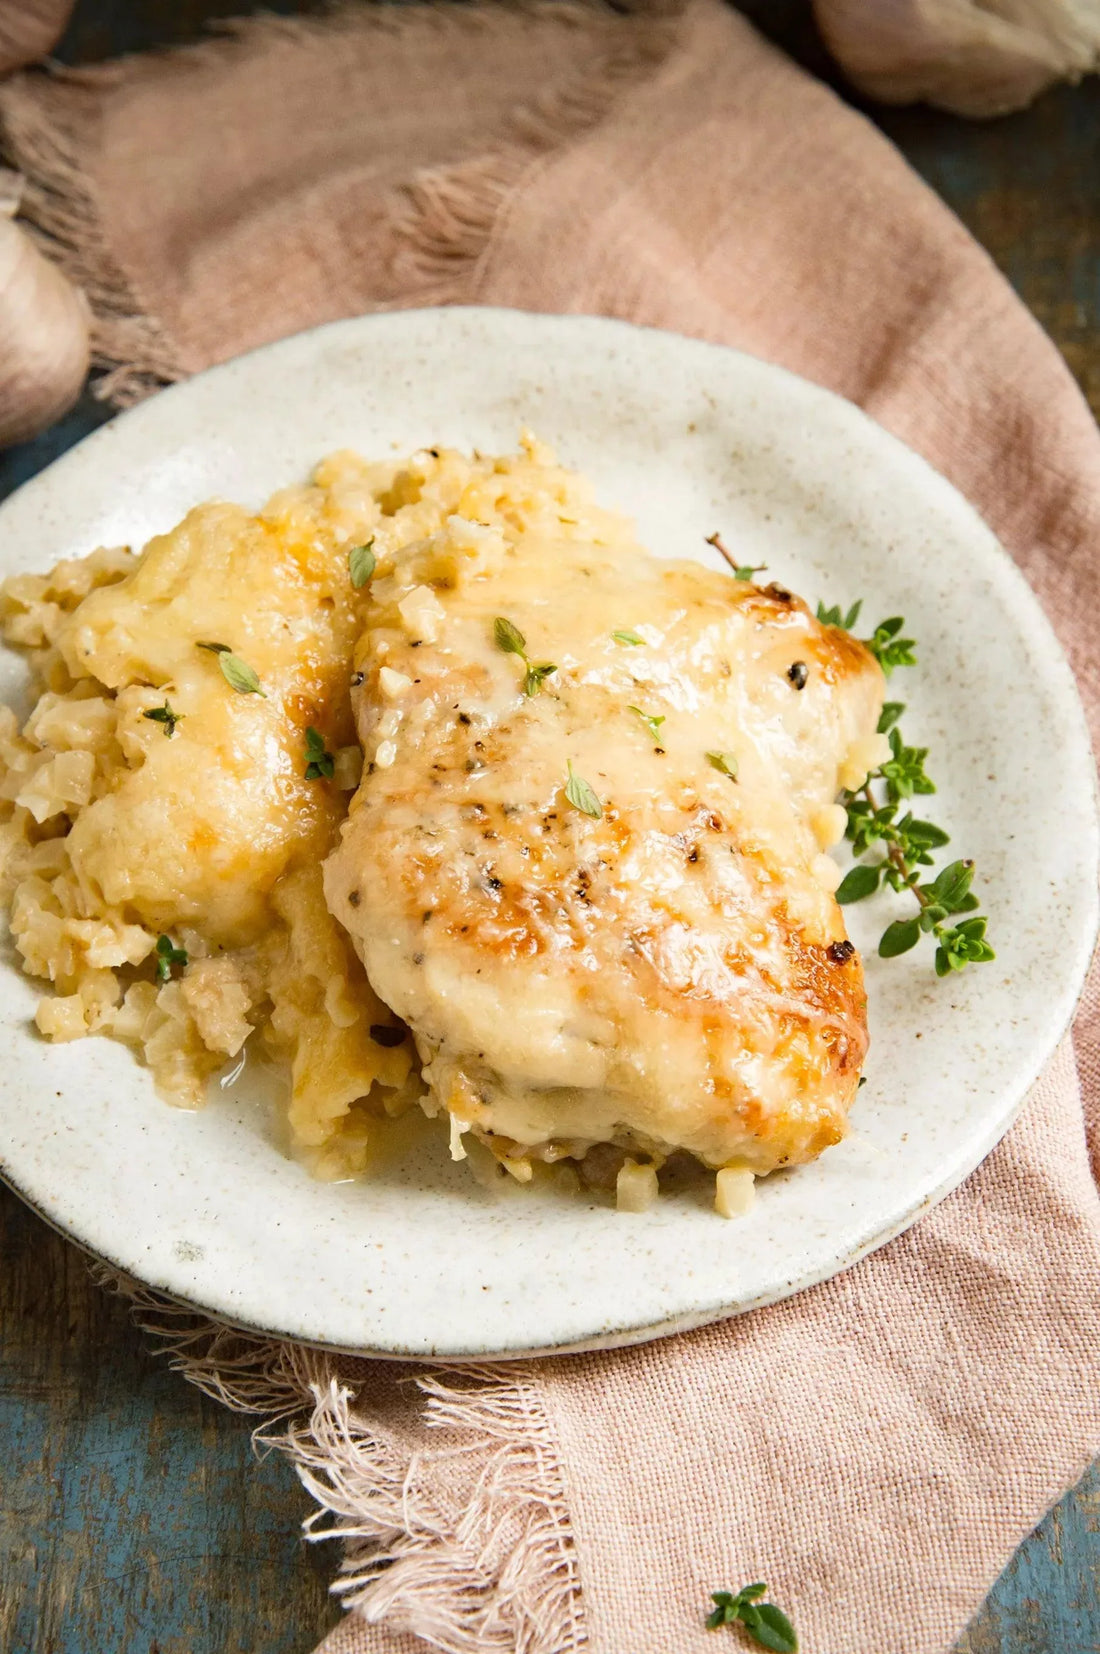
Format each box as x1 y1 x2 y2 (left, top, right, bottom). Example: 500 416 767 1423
1 3 1097 1651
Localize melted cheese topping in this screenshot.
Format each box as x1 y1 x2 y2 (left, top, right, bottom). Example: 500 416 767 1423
0 460 415 1168
326 438 884 1174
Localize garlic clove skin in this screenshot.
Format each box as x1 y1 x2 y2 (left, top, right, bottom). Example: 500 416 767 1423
813 0 1100 118
0 0 76 77
0 211 90 448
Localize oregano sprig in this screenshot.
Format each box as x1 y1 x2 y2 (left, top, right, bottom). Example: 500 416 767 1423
706 1584 798 1652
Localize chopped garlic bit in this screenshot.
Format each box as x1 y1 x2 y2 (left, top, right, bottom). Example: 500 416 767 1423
374 739 397 769
811 852 843 893
397 584 446 644
17 749 95 822
838 731 892 792
448 1112 468 1161
333 745 363 791
378 666 412 700
715 1166 756 1219
812 803 849 851
36 993 87 1042
616 1158 659 1213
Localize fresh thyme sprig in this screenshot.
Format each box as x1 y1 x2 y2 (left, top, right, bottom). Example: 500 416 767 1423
815 602 917 677
815 597 861 631
706 531 993 977
705 532 766 583
707 1583 798 1652
826 634 994 975
863 615 918 676
493 616 558 697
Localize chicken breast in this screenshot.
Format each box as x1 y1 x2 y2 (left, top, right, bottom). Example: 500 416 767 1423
325 442 885 1177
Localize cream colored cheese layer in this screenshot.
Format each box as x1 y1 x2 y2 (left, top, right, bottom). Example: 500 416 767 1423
326 437 884 1175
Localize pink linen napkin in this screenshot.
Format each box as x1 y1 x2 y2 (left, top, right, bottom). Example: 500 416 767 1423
3 4 1098 1651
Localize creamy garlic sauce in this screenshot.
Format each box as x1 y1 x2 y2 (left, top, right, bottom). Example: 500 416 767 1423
325 439 885 1176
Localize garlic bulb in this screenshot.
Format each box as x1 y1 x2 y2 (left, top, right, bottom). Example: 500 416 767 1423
0 0 75 76
0 177 89 448
813 0 1100 117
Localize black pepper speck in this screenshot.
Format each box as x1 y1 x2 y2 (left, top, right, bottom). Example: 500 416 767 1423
369 1024 406 1048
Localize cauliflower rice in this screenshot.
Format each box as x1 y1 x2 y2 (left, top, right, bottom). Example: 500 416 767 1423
0 436 629 1182
0 450 434 1177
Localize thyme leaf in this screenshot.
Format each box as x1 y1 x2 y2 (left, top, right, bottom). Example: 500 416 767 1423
628 705 665 744
304 725 335 780
154 934 188 984
349 540 377 589
197 642 266 696
143 701 182 738
493 616 527 656
494 617 556 697
564 761 602 819
706 750 739 780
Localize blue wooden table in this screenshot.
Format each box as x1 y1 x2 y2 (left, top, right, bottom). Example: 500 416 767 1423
1 4 1098 1651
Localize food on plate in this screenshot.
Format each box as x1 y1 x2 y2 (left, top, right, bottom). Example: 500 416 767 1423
326 439 887 1201
0 463 417 1177
0 436 896 1205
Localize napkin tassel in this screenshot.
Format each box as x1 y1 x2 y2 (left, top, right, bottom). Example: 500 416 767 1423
95 1266 588 1654
388 4 676 308
0 0 675 413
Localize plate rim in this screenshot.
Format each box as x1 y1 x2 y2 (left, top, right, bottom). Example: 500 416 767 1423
1 304 1097 1359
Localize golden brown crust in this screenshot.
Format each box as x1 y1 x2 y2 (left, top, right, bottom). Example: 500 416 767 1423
325 441 884 1177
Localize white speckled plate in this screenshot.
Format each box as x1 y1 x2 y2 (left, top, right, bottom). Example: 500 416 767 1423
1 309 1096 1359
